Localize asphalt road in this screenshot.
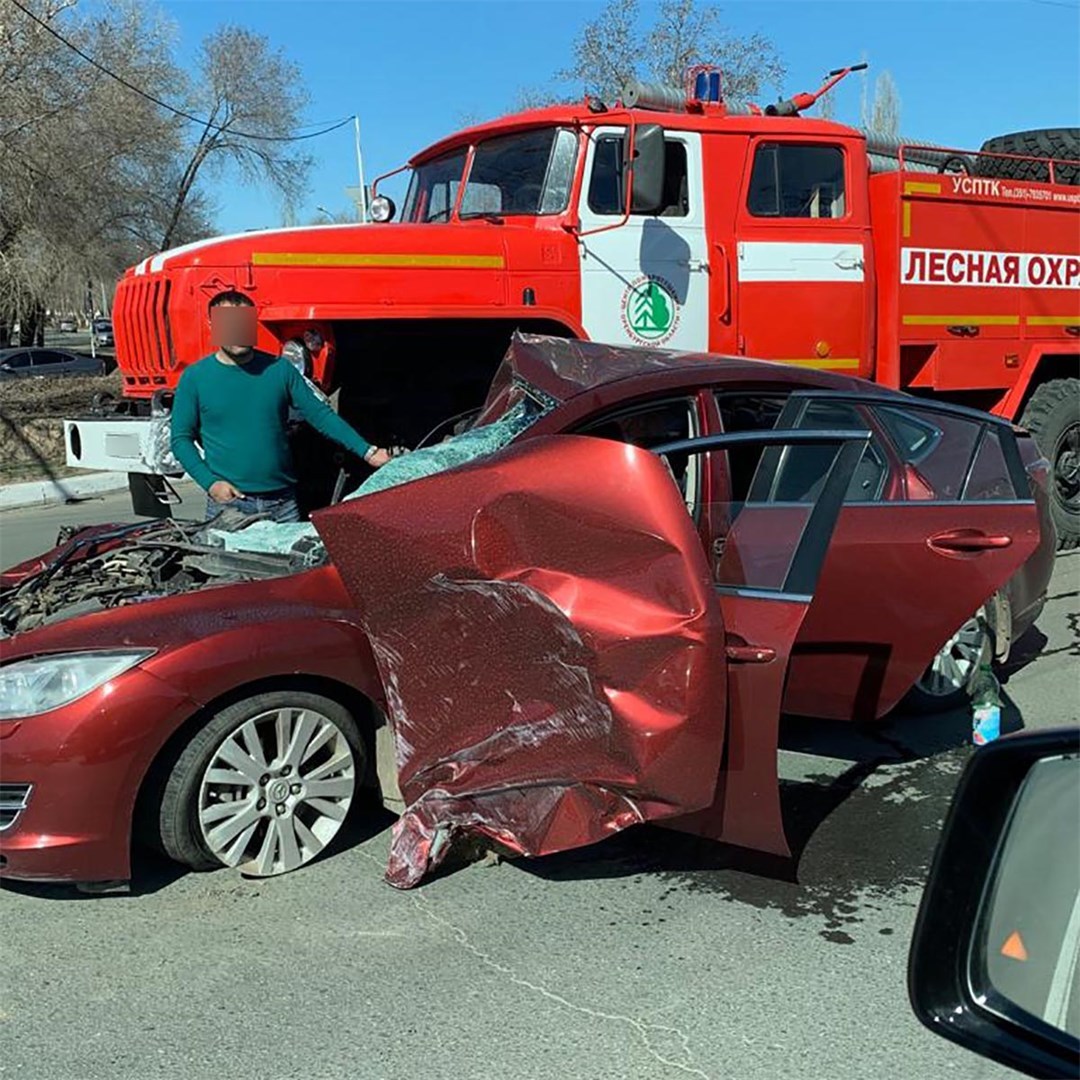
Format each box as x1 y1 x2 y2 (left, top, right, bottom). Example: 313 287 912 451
1 491 1077 1080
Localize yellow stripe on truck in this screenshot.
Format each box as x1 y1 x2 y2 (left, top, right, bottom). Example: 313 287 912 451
902 314 1020 326
251 252 506 269
1026 315 1080 326
903 181 942 196
780 358 862 370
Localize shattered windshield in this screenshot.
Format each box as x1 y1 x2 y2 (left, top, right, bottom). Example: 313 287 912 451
203 387 555 560
404 127 578 222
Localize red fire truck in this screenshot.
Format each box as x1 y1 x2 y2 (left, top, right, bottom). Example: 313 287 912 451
65 66 1079 546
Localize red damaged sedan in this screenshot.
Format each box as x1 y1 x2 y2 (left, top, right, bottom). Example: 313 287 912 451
0 336 1054 889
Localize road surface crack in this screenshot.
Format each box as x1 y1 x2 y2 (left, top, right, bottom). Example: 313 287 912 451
358 850 712 1079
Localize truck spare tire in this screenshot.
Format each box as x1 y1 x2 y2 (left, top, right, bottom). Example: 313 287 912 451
976 128 1080 186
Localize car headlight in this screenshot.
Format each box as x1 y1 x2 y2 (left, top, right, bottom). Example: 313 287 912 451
0 650 153 720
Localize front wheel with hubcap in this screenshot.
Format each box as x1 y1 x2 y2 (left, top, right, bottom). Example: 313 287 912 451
154 691 365 877
902 609 991 714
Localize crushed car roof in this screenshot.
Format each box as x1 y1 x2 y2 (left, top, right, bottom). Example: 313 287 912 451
490 333 896 407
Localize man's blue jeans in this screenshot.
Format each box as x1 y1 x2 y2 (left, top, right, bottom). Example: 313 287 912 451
205 487 300 523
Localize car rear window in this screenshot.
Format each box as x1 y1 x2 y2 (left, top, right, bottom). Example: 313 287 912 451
962 427 1018 501
875 406 984 501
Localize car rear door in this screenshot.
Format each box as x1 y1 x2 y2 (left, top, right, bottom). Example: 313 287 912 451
766 391 1042 720
314 425 869 884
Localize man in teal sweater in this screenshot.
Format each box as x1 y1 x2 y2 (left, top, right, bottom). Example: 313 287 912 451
171 291 389 521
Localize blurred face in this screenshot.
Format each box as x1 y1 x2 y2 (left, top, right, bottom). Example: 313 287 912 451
210 303 257 359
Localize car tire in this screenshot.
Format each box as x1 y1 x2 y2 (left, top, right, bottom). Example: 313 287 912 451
1020 378 1079 551
153 690 366 877
902 608 991 715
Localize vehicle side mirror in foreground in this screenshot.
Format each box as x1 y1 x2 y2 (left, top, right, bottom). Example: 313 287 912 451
909 727 1080 1079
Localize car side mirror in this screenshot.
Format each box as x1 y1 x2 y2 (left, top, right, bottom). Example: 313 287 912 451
623 123 665 213
0 363 11 372
909 727 1080 1078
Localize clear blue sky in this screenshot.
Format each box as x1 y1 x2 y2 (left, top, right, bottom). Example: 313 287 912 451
135 0 1080 235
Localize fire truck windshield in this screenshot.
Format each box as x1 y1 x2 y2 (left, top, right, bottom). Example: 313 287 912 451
403 127 577 223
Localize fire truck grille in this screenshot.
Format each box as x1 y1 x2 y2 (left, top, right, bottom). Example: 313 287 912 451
115 277 175 379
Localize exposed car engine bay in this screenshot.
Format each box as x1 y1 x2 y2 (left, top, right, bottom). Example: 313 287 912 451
0 512 327 637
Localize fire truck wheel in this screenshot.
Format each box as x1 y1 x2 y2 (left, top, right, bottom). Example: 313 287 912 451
976 128 1079 186
1021 378 1080 551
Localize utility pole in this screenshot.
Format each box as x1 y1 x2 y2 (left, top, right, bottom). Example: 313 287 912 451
354 115 369 224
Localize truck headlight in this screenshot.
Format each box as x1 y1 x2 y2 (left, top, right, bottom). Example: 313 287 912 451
369 195 396 223
0 650 153 720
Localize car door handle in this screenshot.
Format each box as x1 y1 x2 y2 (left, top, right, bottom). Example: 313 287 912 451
725 644 777 664
834 256 864 270
928 530 1013 553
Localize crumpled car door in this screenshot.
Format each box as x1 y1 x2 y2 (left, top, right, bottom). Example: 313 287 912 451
314 428 870 886
314 434 728 887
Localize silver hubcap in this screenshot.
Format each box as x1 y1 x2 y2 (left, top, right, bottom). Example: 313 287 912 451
917 612 987 697
198 707 356 876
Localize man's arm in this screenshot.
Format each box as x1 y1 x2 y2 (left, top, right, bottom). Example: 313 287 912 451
284 364 377 461
169 371 218 491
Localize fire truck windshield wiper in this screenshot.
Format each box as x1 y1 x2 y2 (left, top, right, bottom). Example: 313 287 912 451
461 211 505 224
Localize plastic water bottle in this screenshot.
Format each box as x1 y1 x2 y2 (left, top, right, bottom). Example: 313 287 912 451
970 661 1002 746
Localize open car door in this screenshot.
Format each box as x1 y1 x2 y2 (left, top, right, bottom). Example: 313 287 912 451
314 428 869 887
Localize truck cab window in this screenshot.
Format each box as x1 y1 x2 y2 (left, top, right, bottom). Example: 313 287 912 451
747 144 846 219
588 137 689 217
403 148 468 223
460 127 578 217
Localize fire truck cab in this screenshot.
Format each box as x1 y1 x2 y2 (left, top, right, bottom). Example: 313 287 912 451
65 72 1079 544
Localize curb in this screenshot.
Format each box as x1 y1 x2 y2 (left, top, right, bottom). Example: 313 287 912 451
0 471 129 512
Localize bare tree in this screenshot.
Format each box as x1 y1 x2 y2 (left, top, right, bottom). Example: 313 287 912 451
160 26 312 249
0 0 209 343
862 70 902 138
554 0 785 105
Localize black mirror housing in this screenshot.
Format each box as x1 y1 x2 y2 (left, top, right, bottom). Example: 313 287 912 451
624 123 665 213
909 726 1080 1079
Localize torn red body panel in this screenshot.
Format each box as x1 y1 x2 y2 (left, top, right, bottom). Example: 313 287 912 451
314 436 728 888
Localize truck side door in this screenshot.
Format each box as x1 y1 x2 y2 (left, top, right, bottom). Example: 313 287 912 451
576 128 710 350
735 137 874 377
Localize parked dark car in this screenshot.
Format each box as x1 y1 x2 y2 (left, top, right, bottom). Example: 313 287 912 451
57 318 77 333
0 335 1055 890
0 347 105 379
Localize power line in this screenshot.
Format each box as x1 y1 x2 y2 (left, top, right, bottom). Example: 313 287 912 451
9 0 354 142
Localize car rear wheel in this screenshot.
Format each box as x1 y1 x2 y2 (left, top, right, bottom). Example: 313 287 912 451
155 691 365 877
903 609 991 714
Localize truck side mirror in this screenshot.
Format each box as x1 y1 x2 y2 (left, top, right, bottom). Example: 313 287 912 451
623 123 665 213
